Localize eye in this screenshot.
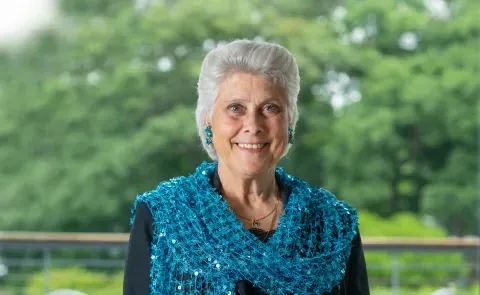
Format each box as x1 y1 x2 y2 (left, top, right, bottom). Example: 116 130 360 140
228 103 244 113
263 103 281 114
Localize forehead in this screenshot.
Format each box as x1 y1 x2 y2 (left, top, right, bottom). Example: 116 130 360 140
216 72 286 102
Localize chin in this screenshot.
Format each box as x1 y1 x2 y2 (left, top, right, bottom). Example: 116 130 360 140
236 160 272 176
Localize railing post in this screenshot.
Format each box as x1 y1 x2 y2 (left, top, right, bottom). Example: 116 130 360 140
43 247 51 294
391 253 400 295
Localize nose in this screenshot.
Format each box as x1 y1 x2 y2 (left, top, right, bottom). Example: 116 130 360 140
243 110 264 135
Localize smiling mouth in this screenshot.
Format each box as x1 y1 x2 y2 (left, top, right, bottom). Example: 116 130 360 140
236 143 268 150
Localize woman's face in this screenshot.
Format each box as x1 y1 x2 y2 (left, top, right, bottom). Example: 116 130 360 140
207 72 289 177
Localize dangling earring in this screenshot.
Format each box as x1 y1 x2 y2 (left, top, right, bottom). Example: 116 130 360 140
288 127 295 144
205 125 213 145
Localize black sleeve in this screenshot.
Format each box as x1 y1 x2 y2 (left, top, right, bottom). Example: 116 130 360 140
123 202 153 295
345 231 370 295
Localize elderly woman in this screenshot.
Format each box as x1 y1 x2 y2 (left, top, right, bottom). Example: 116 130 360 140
123 39 370 295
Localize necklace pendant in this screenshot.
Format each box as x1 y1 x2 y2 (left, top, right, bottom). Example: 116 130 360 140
252 220 260 227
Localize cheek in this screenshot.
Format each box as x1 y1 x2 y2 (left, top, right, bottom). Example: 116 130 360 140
271 120 289 152
270 118 288 140
213 114 241 141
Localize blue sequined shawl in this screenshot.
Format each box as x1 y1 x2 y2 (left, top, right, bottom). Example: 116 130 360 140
131 161 358 295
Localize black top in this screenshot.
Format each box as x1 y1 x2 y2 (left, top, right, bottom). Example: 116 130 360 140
124 171 370 295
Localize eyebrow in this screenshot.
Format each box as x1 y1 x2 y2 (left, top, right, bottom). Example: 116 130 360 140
223 97 284 104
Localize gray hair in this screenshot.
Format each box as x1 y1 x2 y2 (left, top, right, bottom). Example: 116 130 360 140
195 39 300 160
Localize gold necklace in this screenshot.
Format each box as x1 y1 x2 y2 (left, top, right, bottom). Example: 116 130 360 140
235 199 279 228
261 203 278 242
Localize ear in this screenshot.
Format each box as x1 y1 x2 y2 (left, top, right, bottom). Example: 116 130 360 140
204 112 212 126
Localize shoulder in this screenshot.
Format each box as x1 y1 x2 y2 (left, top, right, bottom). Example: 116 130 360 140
130 175 193 225
281 170 359 232
281 169 357 217
307 187 361 249
129 161 217 225
315 187 357 218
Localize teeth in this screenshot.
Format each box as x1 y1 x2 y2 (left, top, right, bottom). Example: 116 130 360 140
237 143 265 149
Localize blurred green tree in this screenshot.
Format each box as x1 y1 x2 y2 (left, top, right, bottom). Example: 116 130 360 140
0 0 476 235
321 0 478 235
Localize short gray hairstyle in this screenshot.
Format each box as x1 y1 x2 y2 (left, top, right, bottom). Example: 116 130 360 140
195 39 300 160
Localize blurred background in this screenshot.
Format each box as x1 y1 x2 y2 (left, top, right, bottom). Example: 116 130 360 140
0 0 478 294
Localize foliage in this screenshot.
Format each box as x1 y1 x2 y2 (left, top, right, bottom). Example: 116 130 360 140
370 285 478 295
359 211 446 237
360 211 469 288
24 267 122 295
321 0 478 234
365 251 468 288
22 266 477 295
0 0 476 236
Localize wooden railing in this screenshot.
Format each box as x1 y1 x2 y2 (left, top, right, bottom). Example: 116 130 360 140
0 232 478 295
0 231 478 255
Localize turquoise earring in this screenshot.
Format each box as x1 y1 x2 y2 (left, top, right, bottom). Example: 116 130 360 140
288 127 295 144
205 125 213 145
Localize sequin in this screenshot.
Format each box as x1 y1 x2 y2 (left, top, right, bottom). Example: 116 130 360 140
130 161 358 294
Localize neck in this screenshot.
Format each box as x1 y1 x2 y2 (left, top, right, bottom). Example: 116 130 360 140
217 161 279 209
